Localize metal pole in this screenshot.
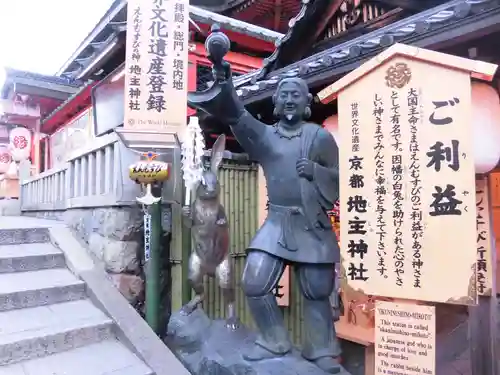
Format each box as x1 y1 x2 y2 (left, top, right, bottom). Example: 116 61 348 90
181 185 192 305
144 189 162 333
130 154 170 333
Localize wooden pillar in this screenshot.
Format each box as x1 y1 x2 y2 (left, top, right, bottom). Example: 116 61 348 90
33 118 41 174
43 137 49 172
469 175 498 375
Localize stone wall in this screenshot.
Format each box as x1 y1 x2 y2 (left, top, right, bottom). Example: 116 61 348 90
0 198 21 216
24 205 172 312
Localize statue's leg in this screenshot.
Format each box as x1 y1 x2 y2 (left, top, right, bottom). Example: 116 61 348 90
296 263 342 374
241 250 292 361
182 253 205 314
215 255 238 329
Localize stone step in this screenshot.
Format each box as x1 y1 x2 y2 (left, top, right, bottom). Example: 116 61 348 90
0 299 114 366
0 228 50 245
0 268 86 311
0 339 153 375
0 243 65 273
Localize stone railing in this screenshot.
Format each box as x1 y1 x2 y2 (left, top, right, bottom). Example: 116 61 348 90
19 132 179 305
19 132 178 305
20 132 141 211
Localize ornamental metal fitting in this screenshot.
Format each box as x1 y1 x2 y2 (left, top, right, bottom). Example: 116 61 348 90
129 151 171 206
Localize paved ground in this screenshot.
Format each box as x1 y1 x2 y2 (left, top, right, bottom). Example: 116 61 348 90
441 350 470 375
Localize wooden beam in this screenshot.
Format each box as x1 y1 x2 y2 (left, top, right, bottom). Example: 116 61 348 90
372 0 428 11
190 42 263 71
469 176 498 375
311 0 344 43
14 83 70 101
33 119 41 175
273 0 282 31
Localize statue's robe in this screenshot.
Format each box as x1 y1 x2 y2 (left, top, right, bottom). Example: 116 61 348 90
232 111 340 264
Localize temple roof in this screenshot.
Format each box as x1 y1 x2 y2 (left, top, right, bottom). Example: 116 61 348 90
57 0 283 80
1 68 82 100
247 0 337 81
190 6 284 43
233 0 500 103
41 80 96 130
223 0 302 33
317 42 497 103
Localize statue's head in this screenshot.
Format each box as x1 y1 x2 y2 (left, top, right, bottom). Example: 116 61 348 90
273 77 313 127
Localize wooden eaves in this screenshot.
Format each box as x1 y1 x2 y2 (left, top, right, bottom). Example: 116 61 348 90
317 42 498 104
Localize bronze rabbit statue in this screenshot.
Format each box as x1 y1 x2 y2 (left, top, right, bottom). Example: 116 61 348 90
181 134 238 328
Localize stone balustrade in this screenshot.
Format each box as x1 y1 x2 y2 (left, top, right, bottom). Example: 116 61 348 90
21 132 140 211
19 132 175 305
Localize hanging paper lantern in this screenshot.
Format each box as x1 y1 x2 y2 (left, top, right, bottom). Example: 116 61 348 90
471 82 500 174
5 161 17 178
0 145 11 174
323 115 340 145
9 127 31 162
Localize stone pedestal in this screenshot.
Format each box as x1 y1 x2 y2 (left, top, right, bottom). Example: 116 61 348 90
166 308 352 375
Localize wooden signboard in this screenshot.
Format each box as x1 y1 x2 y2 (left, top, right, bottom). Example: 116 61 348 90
488 172 500 292
125 0 189 132
318 44 497 305
258 167 290 306
375 301 436 375
476 177 493 296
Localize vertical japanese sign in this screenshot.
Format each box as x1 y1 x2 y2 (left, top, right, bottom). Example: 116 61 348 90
475 177 493 296
125 0 189 131
339 57 477 304
144 212 152 263
375 301 436 375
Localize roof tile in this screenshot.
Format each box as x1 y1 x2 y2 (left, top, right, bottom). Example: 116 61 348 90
233 0 497 100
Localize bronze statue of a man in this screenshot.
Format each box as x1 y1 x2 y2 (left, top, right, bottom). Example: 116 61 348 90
187 27 341 374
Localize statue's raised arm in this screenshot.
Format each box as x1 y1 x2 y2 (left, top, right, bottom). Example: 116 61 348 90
187 25 269 160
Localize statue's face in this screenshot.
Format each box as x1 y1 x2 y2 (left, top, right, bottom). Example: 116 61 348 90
275 81 308 125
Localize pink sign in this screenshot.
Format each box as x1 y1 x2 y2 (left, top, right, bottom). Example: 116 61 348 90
0 145 11 174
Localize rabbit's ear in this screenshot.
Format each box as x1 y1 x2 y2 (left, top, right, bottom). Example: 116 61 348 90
211 134 226 172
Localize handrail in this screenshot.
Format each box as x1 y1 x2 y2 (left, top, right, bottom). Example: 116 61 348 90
20 133 140 211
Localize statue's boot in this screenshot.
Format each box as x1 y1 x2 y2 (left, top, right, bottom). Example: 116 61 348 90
313 357 341 374
243 293 292 361
302 298 342 374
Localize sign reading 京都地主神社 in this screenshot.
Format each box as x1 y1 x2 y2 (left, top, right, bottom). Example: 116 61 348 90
475 177 493 296
317 44 499 305
375 301 436 375
124 0 189 132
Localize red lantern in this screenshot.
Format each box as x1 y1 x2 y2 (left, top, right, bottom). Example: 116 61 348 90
323 115 340 146
9 127 31 162
0 145 10 174
471 82 500 173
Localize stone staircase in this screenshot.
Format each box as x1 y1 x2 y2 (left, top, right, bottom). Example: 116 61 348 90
0 239 154 374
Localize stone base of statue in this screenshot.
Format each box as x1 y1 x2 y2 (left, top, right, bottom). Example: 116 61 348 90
166 307 352 375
